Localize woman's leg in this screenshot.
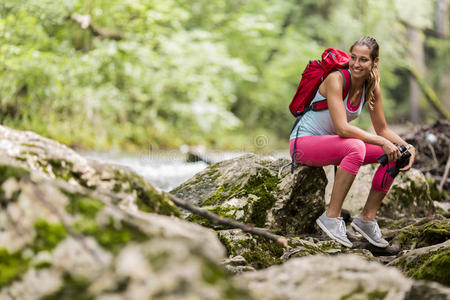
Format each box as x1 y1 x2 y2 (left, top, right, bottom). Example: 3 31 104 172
290 135 366 217
359 143 396 221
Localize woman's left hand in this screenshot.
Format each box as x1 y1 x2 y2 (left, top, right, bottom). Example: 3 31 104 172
400 146 416 172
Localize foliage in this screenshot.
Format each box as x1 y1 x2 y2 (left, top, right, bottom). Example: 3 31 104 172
0 0 447 151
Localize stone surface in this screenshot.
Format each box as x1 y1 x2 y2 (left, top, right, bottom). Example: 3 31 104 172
217 229 375 270
324 165 435 219
234 254 450 300
0 125 180 216
0 126 250 299
172 154 327 235
382 215 450 251
389 240 450 287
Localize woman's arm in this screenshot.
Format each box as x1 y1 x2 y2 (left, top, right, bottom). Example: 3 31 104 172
325 74 406 164
369 85 416 170
325 73 388 146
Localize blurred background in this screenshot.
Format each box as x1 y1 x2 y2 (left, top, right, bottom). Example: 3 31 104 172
0 0 449 155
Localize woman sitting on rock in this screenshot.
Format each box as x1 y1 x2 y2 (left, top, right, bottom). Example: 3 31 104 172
289 36 416 248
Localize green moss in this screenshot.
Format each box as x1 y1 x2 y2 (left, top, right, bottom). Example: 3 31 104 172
0 248 30 287
73 217 148 254
186 206 236 229
367 290 388 300
114 170 180 217
42 273 94 300
244 169 279 227
35 262 52 269
340 285 364 300
410 248 450 286
45 159 75 182
0 165 29 185
64 192 104 218
203 185 227 206
396 221 450 249
148 251 170 272
219 233 284 269
201 258 228 284
31 219 67 253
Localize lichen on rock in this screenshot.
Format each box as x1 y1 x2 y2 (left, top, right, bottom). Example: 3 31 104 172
172 154 327 235
389 240 450 287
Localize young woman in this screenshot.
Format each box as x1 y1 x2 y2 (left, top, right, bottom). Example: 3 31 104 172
289 37 416 248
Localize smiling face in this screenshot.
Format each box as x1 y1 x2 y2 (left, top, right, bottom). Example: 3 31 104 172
349 45 378 80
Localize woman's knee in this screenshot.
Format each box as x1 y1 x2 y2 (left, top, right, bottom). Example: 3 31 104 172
345 139 366 160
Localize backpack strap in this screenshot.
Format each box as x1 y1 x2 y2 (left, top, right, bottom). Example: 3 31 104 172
290 68 350 173
308 68 351 112
338 68 351 99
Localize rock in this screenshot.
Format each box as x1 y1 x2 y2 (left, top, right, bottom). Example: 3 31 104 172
0 126 250 299
0 125 180 216
172 154 327 235
388 240 450 287
383 215 450 251
234 254 450 300
380 168 436 219
221 255 256 274
217 229 375 270
324 165 435 219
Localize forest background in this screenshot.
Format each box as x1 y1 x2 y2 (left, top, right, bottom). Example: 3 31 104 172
0 0 449 153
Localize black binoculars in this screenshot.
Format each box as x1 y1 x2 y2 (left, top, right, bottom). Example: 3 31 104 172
377 145 411 179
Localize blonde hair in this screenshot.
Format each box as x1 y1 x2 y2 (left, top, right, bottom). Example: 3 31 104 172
349 37 380 111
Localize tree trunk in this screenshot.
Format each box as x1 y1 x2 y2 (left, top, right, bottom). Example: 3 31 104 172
436 0 450 113
407 27 426 123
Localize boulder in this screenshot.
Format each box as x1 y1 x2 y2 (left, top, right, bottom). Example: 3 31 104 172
389 240 450 287
217 229 374 270
172 154 327 235
234 254 450 300
0 125 180 216
382 215 450 251
0 126 250 299
324 165 435 219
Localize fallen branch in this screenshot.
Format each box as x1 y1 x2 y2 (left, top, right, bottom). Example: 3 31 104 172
167 193 288 248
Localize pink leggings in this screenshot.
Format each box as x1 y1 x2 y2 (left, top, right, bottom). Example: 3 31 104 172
289 135 395 194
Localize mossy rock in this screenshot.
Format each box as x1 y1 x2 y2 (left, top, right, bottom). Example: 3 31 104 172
235 254 450 299
172 154 327 235
389 240 450 287
379 169 435 219
0 126 252 299
217 229 374 271
389 217 450 250
0 125 180 217
217 229 285 269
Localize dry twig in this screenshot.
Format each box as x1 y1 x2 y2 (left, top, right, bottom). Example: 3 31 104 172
167 193 289 248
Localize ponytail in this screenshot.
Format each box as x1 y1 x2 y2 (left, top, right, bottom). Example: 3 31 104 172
366 63 380 111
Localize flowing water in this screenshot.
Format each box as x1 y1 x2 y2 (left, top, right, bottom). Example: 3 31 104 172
80 150 290 192
79 150 266 191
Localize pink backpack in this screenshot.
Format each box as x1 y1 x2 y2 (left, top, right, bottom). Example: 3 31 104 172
289 48 351 117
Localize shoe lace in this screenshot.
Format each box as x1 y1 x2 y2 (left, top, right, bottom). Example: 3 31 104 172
371 221 382 239
337 217 346 235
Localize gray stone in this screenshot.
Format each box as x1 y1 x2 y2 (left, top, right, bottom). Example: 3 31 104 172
0 126 250 300
234 254 450 300
172 154 327 235
388 240 450 287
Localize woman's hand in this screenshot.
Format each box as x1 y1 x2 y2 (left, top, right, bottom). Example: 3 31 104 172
400 146 416 172
382 140 401 162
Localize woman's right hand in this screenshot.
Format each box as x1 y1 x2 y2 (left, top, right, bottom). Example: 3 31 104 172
382 140 401 162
